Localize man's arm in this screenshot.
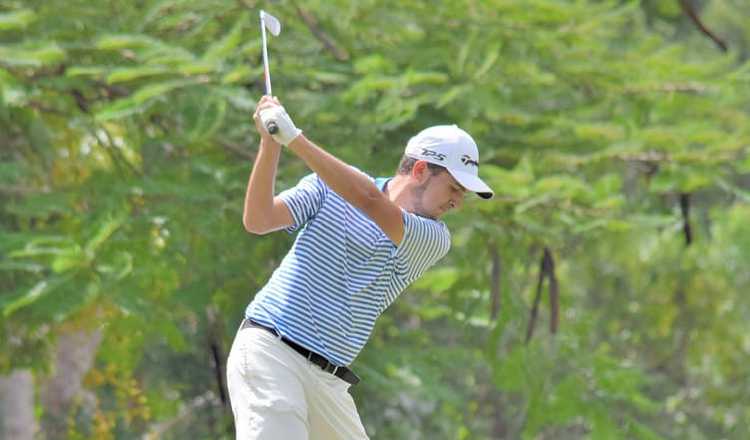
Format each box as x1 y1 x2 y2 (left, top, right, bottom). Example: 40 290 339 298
287 135 405 245
242 97 294 235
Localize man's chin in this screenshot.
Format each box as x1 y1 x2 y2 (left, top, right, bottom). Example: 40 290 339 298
410 207 439 220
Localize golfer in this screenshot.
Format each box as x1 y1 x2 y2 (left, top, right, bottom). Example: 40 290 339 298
227 95 493 439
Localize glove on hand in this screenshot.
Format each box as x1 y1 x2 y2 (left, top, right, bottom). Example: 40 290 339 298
259 106 302 146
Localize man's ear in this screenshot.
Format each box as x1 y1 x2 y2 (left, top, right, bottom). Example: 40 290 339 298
411 160 430 184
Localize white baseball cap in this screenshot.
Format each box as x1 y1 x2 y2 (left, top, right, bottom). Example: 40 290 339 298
404 125 494 199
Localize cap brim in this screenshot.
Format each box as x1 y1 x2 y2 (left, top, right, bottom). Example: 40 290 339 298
448 169 494 199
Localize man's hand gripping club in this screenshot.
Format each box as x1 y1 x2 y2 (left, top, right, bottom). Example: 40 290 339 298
256 96 302 146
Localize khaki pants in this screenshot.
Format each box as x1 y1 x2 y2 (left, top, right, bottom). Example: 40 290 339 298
227 326 369 440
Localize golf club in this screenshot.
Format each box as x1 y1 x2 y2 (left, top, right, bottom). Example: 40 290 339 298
260 10 281 134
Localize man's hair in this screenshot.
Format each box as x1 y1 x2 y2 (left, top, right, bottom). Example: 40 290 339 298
397 156 446 176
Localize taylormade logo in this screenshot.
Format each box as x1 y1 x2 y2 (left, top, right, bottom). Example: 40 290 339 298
421 148 446 161
461 155 479 167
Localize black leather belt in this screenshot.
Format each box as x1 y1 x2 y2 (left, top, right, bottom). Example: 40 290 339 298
241 319 360 386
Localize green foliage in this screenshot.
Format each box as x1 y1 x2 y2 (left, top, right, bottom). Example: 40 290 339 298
1 0 749 438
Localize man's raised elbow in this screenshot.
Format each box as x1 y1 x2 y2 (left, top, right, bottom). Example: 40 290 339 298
243 216 270 235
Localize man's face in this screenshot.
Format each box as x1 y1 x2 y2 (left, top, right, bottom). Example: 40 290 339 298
411 162 467 219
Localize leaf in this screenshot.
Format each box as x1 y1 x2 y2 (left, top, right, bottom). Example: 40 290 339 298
0 261 45 273
0 43 66 67
629 213 679 229
95 251 133 281
95 34 161 50
203 12 247 62
491 345 528 392
106 66 172 84
141 44 196 65
95 78 201 121
155 319 188 351
66 66 109 78
221 65 254 84
474 42 501 79
353 54 396 75
625 417 667 440
0 9 36 30
411 267 459 292
1 276 71 318
188 96 227 141
174 61 215 76
588 405 622 440
436 85 470 108
215 86 255 110
84 211 127 255
404 70 449 86
716 177 750 203
311 70 350 85
514 194 553 215
455 30 477 76
51 245 86 273
4 192 72 218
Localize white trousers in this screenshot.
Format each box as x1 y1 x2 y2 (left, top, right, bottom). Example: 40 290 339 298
226 326 369 440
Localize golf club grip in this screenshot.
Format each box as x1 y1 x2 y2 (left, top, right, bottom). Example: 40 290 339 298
266 120 279 134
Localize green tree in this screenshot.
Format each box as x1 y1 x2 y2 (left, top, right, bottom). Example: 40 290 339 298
1 1 748 438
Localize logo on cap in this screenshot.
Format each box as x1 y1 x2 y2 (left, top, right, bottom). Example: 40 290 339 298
421 148 446 161
461 155 478 167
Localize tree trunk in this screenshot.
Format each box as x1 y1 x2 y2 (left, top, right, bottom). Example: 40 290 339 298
0 369 38 440
41 328 102 438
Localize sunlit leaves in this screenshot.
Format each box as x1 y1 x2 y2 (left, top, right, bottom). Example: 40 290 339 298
95 78 205 121
0 42 65 67
0 9 36 31
202 12 247 62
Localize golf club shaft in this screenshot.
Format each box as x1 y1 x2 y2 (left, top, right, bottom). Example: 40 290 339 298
260 13 279 134
260 14 272 96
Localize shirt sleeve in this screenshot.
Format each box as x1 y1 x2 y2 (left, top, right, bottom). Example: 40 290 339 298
394 211 451 279
278 173 328 233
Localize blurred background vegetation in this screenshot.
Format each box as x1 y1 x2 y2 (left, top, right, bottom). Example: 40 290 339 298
1 0 749 438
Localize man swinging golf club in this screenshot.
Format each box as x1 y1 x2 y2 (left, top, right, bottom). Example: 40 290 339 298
226 93 494 439
226 10 493 440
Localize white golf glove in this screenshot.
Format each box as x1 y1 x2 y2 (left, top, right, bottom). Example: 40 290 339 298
259 106 302 146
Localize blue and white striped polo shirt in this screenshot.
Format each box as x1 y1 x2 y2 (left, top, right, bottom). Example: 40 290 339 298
245 172 451 366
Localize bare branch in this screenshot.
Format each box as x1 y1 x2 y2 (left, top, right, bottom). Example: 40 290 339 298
489 245 501 321
525 251 546 344
293 4 350 61
143 391 221 440
218 139 256 161
679 193 693 246
623 82 714 95
679 0 728 52
545 248 559 335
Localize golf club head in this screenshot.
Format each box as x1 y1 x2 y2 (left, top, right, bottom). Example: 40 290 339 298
260 10 281 36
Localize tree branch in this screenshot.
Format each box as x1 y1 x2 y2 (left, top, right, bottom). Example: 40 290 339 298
679 193 693 246
143 391 221 440
545 248 559 335
489 244 501 321
293 4 350 61
623 82 713 95
525 250 546 344
679 0 728 52
218 139 255 161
